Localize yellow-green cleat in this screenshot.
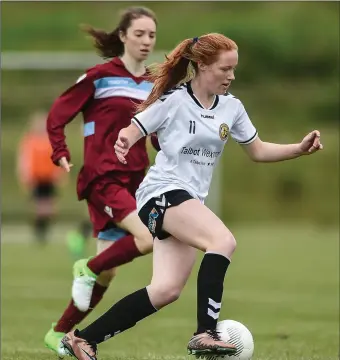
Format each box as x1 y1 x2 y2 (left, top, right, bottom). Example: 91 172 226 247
44 323 70 357
72 258 97 312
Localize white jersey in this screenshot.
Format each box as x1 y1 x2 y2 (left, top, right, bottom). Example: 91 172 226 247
132 82 258 211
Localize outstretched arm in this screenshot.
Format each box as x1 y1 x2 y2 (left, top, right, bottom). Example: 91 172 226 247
242 130 323 162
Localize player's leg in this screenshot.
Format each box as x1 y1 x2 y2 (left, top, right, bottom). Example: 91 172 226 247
32 182 56 244
147 236 196 308
60 190 235 357
94 237 118 286
87 171 153 274
61 235 196 358
45 176 145 354
44 236 122 356
160 193 237 355
72 215 151 311
86 210 152 273
124 169 154 254
44 213 119 355
91 170 153 271
72 182 154 311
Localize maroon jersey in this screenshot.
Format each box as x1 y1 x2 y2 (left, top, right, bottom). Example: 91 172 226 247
47 57 154 200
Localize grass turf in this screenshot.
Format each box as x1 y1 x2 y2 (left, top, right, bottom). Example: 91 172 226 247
1 223 339 360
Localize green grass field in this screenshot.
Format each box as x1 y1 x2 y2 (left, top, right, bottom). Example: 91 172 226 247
1 223 339 360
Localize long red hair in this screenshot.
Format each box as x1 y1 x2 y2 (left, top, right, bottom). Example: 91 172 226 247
136 33 238 113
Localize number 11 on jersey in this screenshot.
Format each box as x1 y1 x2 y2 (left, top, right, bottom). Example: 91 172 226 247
189 120 196 134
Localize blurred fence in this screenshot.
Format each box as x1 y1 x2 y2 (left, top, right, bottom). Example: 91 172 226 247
1 51 166 70
1 1 339 226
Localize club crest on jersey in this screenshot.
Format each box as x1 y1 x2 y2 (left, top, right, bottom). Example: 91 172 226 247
148 208 159 234
219 123 229 141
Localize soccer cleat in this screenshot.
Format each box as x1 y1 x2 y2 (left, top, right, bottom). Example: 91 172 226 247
187 329 237 356
61 330 97 360
44 323 70 357
72 258 97 312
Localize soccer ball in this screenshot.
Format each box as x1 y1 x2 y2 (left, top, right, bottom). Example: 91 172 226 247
207 320 254 360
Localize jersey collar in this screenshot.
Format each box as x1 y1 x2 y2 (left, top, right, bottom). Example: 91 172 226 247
110 57 125 67
186 81 219 110
110 57 149 79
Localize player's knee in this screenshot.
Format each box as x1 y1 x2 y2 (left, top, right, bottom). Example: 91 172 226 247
157 285 181 306
208 229 237 257
134 230 153 254
148 283 182 308
97 267 117 287
224 231 237 253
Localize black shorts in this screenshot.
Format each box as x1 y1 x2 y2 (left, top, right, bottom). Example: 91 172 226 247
138 189 193 240
32 182 56 199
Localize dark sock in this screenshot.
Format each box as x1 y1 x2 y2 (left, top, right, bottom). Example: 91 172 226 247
79 220 92 240
34 216 50 242
54 283 107 333
196 252 230 334
87 235 142 275
77 287 157 344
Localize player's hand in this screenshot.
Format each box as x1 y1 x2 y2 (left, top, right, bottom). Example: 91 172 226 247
58 157 73 172
299 130 323 155
114 129 130 164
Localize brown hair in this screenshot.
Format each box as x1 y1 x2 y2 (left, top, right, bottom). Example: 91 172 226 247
136 33 238 113
81 7 157 59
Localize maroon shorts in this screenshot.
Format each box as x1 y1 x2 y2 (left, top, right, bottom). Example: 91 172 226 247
86 170 145 238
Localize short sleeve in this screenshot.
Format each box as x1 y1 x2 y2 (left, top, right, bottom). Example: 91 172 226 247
230 101 258 144
132 99 170 136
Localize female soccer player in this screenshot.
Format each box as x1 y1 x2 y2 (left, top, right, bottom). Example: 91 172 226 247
60 33 323 359
44 7 160 355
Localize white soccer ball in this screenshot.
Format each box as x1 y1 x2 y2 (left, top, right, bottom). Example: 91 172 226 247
208 320 254 360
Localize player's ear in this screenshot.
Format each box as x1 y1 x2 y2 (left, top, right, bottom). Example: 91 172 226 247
197 61 207 72
119 30 126 44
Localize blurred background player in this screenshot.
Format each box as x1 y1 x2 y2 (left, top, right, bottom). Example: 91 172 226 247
17 110 65 245
17 112 92 256
44 7 160 356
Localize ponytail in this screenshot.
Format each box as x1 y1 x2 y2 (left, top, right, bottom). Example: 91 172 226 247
80 7 157 60
136 38 194 113
80 24 124 59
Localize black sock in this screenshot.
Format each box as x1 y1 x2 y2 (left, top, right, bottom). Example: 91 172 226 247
34 216 50 242
77 287 157 344
196 252 230 334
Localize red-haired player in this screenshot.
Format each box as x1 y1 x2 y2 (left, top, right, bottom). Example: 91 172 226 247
62 32 323 360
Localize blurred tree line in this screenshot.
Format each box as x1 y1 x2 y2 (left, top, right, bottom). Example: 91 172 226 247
1 2 339 225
